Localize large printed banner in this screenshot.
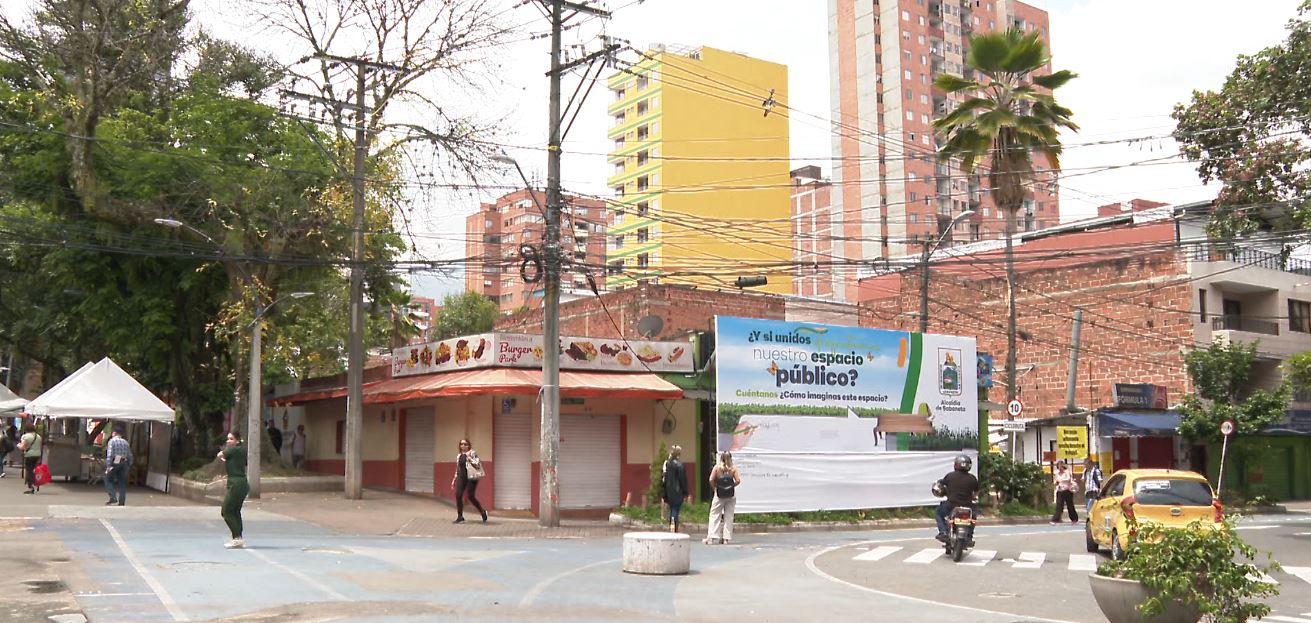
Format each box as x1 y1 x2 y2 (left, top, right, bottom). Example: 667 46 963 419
392 332 694 377
714 316 978 512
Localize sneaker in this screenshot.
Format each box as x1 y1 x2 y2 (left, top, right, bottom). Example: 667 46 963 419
1049 521 1060 525
224 539 244 549
105 499 118 506
935 533 948 542
702 538 716 545
23 489 33 494
453 517 465 524
1 472 7 478
481 510 488 523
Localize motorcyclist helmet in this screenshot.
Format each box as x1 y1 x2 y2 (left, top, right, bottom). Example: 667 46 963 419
931 479 946 497
953 454 972 472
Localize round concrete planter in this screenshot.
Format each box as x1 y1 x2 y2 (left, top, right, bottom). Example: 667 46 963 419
1088 573 1201 623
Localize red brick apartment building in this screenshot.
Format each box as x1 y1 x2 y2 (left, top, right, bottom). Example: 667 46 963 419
465 189 608 313
826 0 1059 301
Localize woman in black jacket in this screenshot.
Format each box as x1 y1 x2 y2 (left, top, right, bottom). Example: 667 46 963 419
450 438 487 524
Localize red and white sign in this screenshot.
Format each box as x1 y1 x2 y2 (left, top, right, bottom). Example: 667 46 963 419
1006 399 1024 418
392 332 694 377
1220 419 1235 437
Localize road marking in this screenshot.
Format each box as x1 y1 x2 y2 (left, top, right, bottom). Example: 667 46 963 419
958 549 997 566
1068 554 1098 572
1264 616 1311 623
853 546 902 561
244 547 348 601
1013 552 1045 569
805 543 1082 623
75 593 157 598
1252 572 1278 584
904 548 943 564
1236 525 1279 530
99 519 189 622
520 558 619 607
1284 566 1311 585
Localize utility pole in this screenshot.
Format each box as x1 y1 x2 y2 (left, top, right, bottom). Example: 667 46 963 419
283 54 401 500
1064 308 1083 414
538 0 614 527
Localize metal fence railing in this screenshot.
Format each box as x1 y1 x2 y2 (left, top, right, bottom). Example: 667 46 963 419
1211 316 1280 336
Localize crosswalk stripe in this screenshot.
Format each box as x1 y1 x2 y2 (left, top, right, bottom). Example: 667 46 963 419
1262 615 1311 623
1252 572 1278 585
958 550 997 566
904 547 943 564
1068 554 1098 572
853 546 902 562
1284 566 1311 585
1013 552 1045 569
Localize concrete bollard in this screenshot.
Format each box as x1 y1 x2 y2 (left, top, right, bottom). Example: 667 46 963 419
622 531 690 575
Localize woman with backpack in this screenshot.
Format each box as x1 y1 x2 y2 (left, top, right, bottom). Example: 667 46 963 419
704 451 741 545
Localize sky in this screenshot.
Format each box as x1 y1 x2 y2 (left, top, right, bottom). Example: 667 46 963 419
5 0 1305 300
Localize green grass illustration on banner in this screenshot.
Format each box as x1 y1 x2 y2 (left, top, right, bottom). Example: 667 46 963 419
898 332 923 414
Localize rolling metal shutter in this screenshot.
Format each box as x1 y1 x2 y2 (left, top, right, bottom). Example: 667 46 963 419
559 415 620 509
404 408 435 494
494 413 532 509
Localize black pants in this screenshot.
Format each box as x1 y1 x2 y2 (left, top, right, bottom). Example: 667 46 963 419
23 456 38 490
1052 490 1078 522
455 478 484 519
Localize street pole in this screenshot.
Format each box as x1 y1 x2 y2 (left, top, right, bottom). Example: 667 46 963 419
919 241 931 333
1064 308 1083 414
540 0 564 528
248 298 264 498
345 61 367 501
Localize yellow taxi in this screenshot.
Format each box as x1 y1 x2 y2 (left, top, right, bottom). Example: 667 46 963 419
1085 468 1223 559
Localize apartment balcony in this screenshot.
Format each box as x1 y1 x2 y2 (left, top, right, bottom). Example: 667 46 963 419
1211 316 1278 336
1209 315 1311 361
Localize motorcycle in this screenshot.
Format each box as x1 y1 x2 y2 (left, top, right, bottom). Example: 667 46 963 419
943 505 977 562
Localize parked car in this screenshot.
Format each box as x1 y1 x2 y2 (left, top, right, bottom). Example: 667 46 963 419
1085 468 1223 559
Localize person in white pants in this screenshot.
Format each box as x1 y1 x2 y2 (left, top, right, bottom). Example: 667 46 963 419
705 452 742 545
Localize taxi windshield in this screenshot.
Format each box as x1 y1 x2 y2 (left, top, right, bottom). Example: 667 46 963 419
1132 479 1214 506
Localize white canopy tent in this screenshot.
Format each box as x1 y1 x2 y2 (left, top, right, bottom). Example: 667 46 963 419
0 383 26 413
25 358 176 491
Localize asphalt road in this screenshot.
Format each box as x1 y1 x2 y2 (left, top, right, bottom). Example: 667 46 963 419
4 491 1309 622
811 512 1311 623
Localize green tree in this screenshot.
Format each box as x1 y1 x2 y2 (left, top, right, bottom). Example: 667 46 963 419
1173 2 1311 240
431 292 499 340
933 28 1078 403
1178 340 1289 443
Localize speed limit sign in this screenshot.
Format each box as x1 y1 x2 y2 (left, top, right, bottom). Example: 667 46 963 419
1006 399 1025 418
1220 419 1235 437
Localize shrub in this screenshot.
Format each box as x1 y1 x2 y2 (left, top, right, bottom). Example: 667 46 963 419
979 452 1045 503
646 442 668 508
1097 518 1279 623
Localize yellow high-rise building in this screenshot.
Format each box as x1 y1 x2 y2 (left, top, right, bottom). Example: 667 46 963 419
604 45 793 294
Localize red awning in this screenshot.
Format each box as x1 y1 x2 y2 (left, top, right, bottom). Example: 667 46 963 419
363 368 685 404
269 381 384 406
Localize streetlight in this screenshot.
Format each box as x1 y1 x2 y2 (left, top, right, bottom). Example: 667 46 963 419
919 210 976 333
156 217 310 498
244 290 314 497
492 151 560 527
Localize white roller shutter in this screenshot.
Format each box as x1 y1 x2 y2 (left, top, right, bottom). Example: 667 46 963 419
559 415 620 509
494 413 532 509
404 408 435 494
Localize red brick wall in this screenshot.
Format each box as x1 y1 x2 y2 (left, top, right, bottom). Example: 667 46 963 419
863 249 1194 420
495 283 787 339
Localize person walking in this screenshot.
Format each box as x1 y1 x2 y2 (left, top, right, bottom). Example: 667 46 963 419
1050 460 1079 524
661 445 689 533
18 422 41 494
289 424 307 469
217 431 249 548
266 420 283 458
104 426 132 506
0 424 14 477
704 451 741 545
450 438 487 524
1082 456 1104 515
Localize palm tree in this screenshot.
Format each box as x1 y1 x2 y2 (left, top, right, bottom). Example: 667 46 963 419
933 28 1077 403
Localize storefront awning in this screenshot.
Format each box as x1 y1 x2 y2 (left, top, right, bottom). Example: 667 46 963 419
1097 410 1181 437
359 368 686 404
269 381 384 407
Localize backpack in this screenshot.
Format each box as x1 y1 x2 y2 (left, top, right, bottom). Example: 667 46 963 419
0 435 10 454
33 463 52 487
714 472 736 499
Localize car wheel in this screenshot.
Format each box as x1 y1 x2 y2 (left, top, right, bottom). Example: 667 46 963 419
1111 530 1125 561
1085 521 1099 553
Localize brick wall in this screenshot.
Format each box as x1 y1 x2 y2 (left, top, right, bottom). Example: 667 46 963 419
864 249 1195 420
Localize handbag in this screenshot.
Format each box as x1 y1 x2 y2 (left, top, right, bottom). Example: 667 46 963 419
33 463 52 487
465 451 485 481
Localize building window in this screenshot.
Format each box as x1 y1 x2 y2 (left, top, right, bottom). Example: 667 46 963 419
613 235 625 248
638 253 650 268
613 113 625 126
637 202 649 216
637 125 649 140
637 150 649 166
637 176 649 191
637 100 648 115
484 219 493 229
1198 289 1207 322
613 88 625 101
910 213 918 223
1290 299 1311 333
608 260 624 275
906 110 914 121
637 227 649 242
902 9 909 19
904 69 912 80
613 185 624 197
636 75 648 90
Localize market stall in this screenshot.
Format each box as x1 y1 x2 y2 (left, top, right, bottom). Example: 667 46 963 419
24 358 177 492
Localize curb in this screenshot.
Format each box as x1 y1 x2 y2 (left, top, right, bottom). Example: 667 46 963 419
170 475 344 506
610 513 1057 534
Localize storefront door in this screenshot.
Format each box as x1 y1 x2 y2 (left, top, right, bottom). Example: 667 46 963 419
559 415 620 509
494 413 532 509
404 407 434 494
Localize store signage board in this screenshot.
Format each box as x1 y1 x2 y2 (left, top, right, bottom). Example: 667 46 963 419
391 333 694 377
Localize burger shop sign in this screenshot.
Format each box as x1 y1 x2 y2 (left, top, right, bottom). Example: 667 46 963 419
391 332 695 377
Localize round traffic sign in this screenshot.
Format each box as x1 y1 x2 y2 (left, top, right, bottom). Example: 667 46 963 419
1006 399 1024 418
1220 419 1235 437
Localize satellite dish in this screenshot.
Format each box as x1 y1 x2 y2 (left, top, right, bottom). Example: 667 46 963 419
637 315 664 338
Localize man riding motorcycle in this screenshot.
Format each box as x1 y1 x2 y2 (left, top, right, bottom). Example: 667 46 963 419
933 454 979 542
